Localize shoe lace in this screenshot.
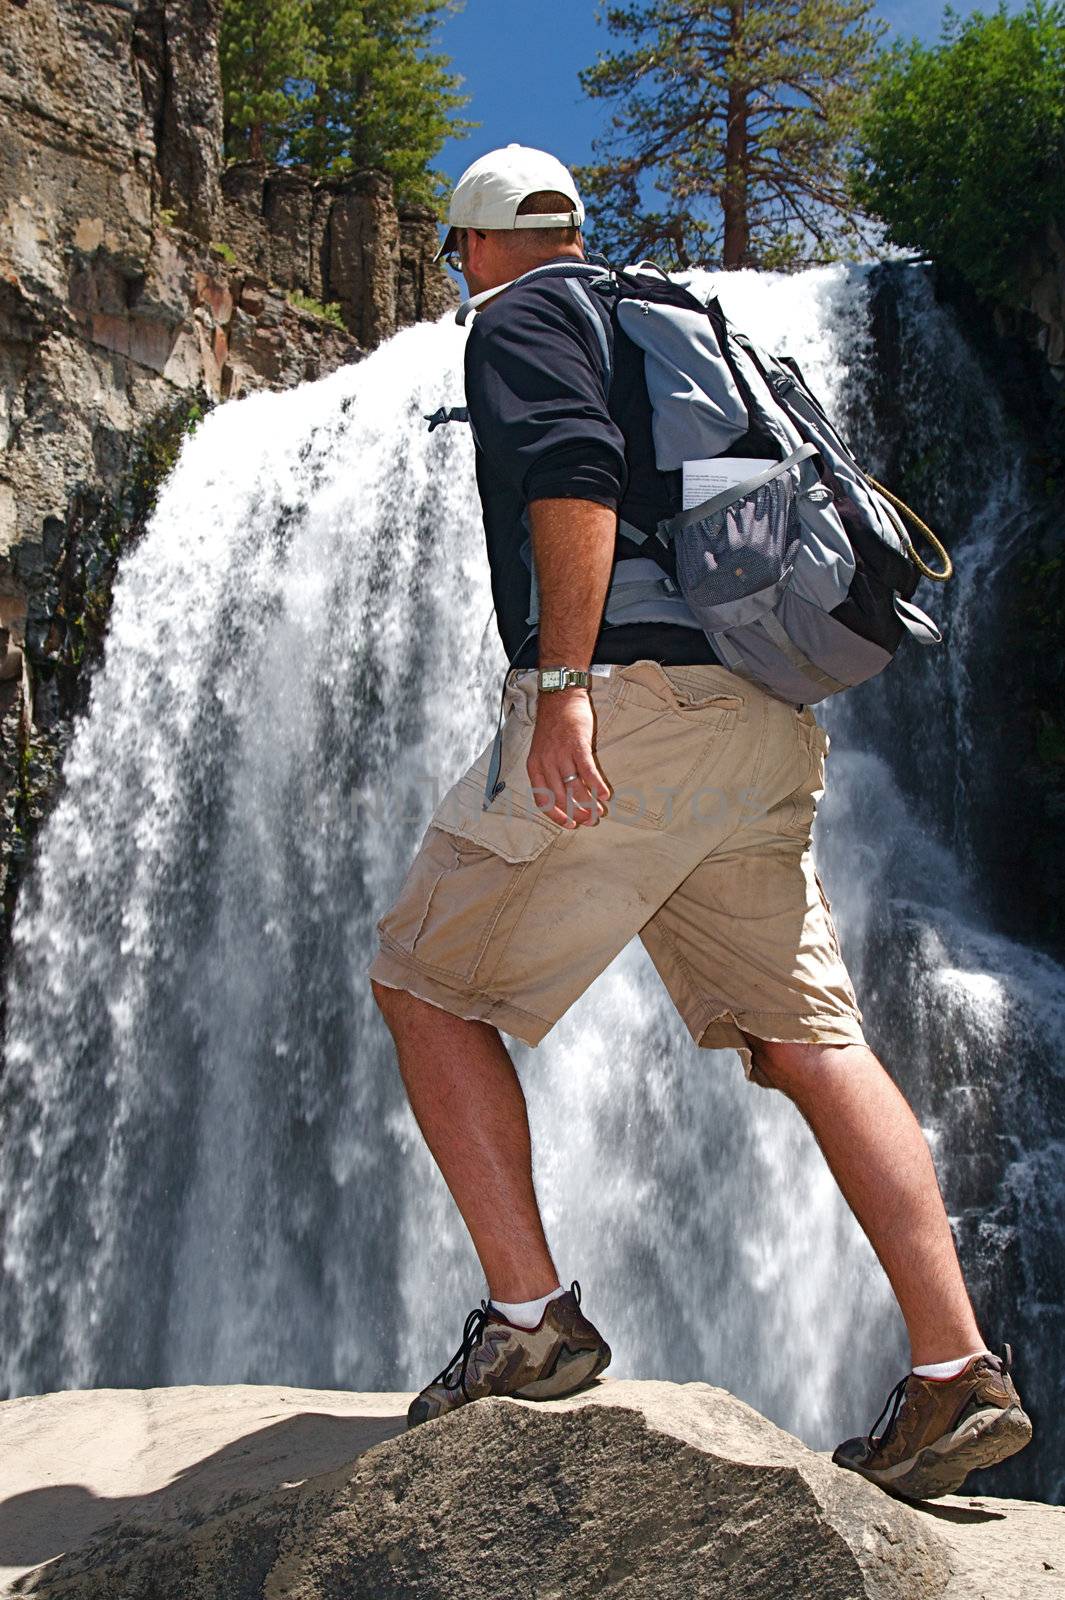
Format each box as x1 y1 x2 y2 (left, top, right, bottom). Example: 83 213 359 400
431 1299 493 1402
867 1373 911 1447
430 1280 582 1403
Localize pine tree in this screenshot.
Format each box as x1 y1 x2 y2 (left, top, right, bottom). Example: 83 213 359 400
220 0 317 163
578 0 888 270
289 0 472 208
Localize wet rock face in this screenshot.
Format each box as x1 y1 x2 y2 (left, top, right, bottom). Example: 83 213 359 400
996 219 1065 383
865 262 1065 963
0 0 455 958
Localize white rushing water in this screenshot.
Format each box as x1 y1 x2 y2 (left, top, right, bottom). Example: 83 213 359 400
1 264 1061 1499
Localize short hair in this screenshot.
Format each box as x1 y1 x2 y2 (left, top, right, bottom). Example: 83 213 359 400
509 190 583 257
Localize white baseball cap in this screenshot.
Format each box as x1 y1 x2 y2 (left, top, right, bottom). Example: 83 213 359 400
434 143 585 263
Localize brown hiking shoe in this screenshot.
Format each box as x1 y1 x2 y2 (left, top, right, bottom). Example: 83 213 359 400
406 1280 611 1429
832 1344 1033 1500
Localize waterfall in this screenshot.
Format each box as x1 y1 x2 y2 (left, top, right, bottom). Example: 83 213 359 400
1 266 1061 1504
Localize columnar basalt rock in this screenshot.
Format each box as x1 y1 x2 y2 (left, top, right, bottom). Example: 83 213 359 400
327 171 400 348
218 163 457 344
400 205 463 328
133 0 225 240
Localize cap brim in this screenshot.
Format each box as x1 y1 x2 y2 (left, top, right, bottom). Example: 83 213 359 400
433 225 459 264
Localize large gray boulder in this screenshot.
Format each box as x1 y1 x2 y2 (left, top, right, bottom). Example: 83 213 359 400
0 1378 1060 1598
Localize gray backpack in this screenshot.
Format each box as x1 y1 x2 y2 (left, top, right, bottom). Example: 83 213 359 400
445 258 953 806
519 258 951 706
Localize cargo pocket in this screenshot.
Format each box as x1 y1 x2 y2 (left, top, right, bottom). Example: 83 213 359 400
429 700 565 865
382 687 592 984
383 713 566 982
399 826 541 983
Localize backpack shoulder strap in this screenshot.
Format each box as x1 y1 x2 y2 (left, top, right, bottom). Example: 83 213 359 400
457 259 618 394
560 274 614 391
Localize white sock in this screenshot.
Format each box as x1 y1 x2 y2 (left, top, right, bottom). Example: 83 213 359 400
912 1349 990 1380
489 1285 565 1329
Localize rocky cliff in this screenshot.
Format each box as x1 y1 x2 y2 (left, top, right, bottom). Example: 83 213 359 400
995 219 1065 388
0 1379 1060 1599
0 0 456 979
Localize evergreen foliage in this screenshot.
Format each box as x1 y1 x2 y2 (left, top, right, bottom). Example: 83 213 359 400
220 0 471 208
851 0 1065 304
221 0 317 164
290 1 471 207
577 0 887 269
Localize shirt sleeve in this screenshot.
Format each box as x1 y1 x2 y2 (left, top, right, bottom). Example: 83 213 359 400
463 285 628 508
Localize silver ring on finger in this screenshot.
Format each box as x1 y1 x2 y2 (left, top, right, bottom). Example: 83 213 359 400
562 773 580 783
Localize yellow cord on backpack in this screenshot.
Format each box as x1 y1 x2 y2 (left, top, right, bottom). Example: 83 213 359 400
863 473 954 582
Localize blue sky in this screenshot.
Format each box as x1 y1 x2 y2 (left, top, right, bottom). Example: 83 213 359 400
435 1 1023 187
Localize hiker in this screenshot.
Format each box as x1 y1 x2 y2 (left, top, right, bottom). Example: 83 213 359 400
368 145 1031 1499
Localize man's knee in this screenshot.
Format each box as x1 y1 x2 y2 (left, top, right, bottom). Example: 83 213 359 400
370 976 411 1023
742 1034 870 1095
744 1036 804 1093
370 977 474 1037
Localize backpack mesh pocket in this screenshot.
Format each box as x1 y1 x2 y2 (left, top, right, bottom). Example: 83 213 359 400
674 471 802 631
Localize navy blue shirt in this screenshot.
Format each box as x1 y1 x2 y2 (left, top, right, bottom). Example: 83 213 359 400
463 259 719 670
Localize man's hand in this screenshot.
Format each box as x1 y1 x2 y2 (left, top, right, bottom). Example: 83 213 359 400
527 689 611 827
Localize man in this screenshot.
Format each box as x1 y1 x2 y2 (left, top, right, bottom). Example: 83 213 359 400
368 145 1032 1499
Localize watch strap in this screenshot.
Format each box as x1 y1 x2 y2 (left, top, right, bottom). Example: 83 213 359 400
538 667 591 691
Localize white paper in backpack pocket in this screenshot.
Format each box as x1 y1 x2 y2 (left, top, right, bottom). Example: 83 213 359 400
683 457 777 511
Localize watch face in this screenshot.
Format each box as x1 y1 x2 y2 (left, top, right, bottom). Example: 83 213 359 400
540 669 563 690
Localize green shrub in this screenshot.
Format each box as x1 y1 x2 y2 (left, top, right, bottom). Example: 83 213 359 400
209 239 238 263
850 0 1065 303
284 289 346 328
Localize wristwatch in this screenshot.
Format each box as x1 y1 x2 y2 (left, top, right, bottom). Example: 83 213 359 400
537 667 591 692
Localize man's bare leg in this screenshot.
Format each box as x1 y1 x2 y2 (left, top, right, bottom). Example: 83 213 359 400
745 1038 984 1366
371 980 561 1302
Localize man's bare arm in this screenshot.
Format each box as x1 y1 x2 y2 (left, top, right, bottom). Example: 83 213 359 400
530 497 614 667
525 496 615 828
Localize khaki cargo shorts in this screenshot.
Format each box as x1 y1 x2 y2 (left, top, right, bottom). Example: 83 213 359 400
368 660 865 1087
